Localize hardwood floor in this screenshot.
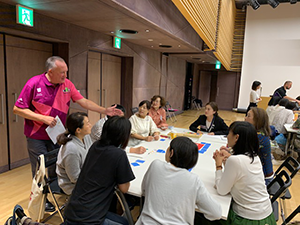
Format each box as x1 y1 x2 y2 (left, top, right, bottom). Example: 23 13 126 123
0 109 299 224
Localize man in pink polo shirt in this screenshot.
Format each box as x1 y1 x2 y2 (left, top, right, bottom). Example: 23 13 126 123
13 56 121 211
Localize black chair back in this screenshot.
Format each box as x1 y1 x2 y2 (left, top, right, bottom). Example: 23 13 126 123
267 170 292 203
275 156 300 179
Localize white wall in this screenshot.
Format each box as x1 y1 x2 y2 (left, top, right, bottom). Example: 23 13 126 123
238 3 300 108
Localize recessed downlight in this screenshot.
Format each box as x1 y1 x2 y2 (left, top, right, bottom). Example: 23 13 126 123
119 29 138 34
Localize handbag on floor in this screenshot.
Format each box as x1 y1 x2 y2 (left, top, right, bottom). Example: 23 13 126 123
5 204 24 225
28 154 46 221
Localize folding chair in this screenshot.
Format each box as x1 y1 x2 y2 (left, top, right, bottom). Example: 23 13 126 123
192 96 202 110
268 156 300 218
115 188 134 225
282 205 300 225
131 107 138 115
267 170 292 221
165 101 177 122
36 149 66 223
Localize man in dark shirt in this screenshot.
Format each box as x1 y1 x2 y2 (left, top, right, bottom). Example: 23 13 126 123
268 81 300 106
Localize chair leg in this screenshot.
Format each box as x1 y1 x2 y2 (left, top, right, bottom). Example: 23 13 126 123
42 188 64 223
279 198 286 222
37 195 47 222
172 112 177 122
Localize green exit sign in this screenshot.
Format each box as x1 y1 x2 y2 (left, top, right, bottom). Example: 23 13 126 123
16 4 34 27
113 36 121 49
215 60 221 69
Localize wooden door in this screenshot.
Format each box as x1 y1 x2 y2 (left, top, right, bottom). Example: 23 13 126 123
87 52 121 125
0 34 9 173
87 51 101 125
6 35 52 169
102 54 121 108
215 72 238 110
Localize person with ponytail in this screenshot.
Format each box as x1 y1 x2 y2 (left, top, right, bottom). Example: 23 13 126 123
56 112 92 195
189 102 228 135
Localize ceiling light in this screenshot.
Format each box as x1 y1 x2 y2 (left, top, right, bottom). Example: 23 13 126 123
268 0 279 8
110 31 114 34
290 0 297 4
178 45 181 48
119 29 138 34
148 39 153 42
248 0 260 10
145 29 150 32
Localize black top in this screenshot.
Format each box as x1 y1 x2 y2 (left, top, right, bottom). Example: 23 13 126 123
268 86 286 106
64 143 135 224
189 115 229 135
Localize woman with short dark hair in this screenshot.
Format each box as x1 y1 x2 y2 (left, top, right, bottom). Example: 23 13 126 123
213 121 275 224
128 100 160 146
64 116 135 225
136 137 222 225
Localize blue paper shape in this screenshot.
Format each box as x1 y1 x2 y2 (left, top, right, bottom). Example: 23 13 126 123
156 149 166 153
131 162 140 167
160 139 166 141
136 160 145 163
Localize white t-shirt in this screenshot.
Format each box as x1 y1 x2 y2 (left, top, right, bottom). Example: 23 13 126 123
215 155 272 220
250 90 260 103
128 114 160 146
271 108 294 134
136 160 222 225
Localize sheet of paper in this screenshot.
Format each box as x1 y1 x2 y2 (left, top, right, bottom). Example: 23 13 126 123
46 116 66 144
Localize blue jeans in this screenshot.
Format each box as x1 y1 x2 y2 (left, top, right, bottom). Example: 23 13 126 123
27 137 60 177
64 212 128 225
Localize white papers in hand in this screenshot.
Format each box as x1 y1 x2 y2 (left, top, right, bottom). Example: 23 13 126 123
46 116 66 144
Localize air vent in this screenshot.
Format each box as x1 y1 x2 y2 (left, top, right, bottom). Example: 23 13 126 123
119 29 138 34
159 45 172 48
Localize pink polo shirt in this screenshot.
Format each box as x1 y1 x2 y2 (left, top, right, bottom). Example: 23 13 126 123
15 73 83 140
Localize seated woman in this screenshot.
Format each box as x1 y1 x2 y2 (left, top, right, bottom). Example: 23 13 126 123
189 102 228 135
148 95 168 130
128 100 160 146
245 107 274 185
213 121 275 224
136 136 222 225
90 104 146 154
64 116 135 225
56 112 92 195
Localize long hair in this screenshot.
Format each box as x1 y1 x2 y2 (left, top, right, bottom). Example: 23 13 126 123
57 112 87 145
229 121 259 163
250 107 270 136
169 137 198 170
99 116 131 149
